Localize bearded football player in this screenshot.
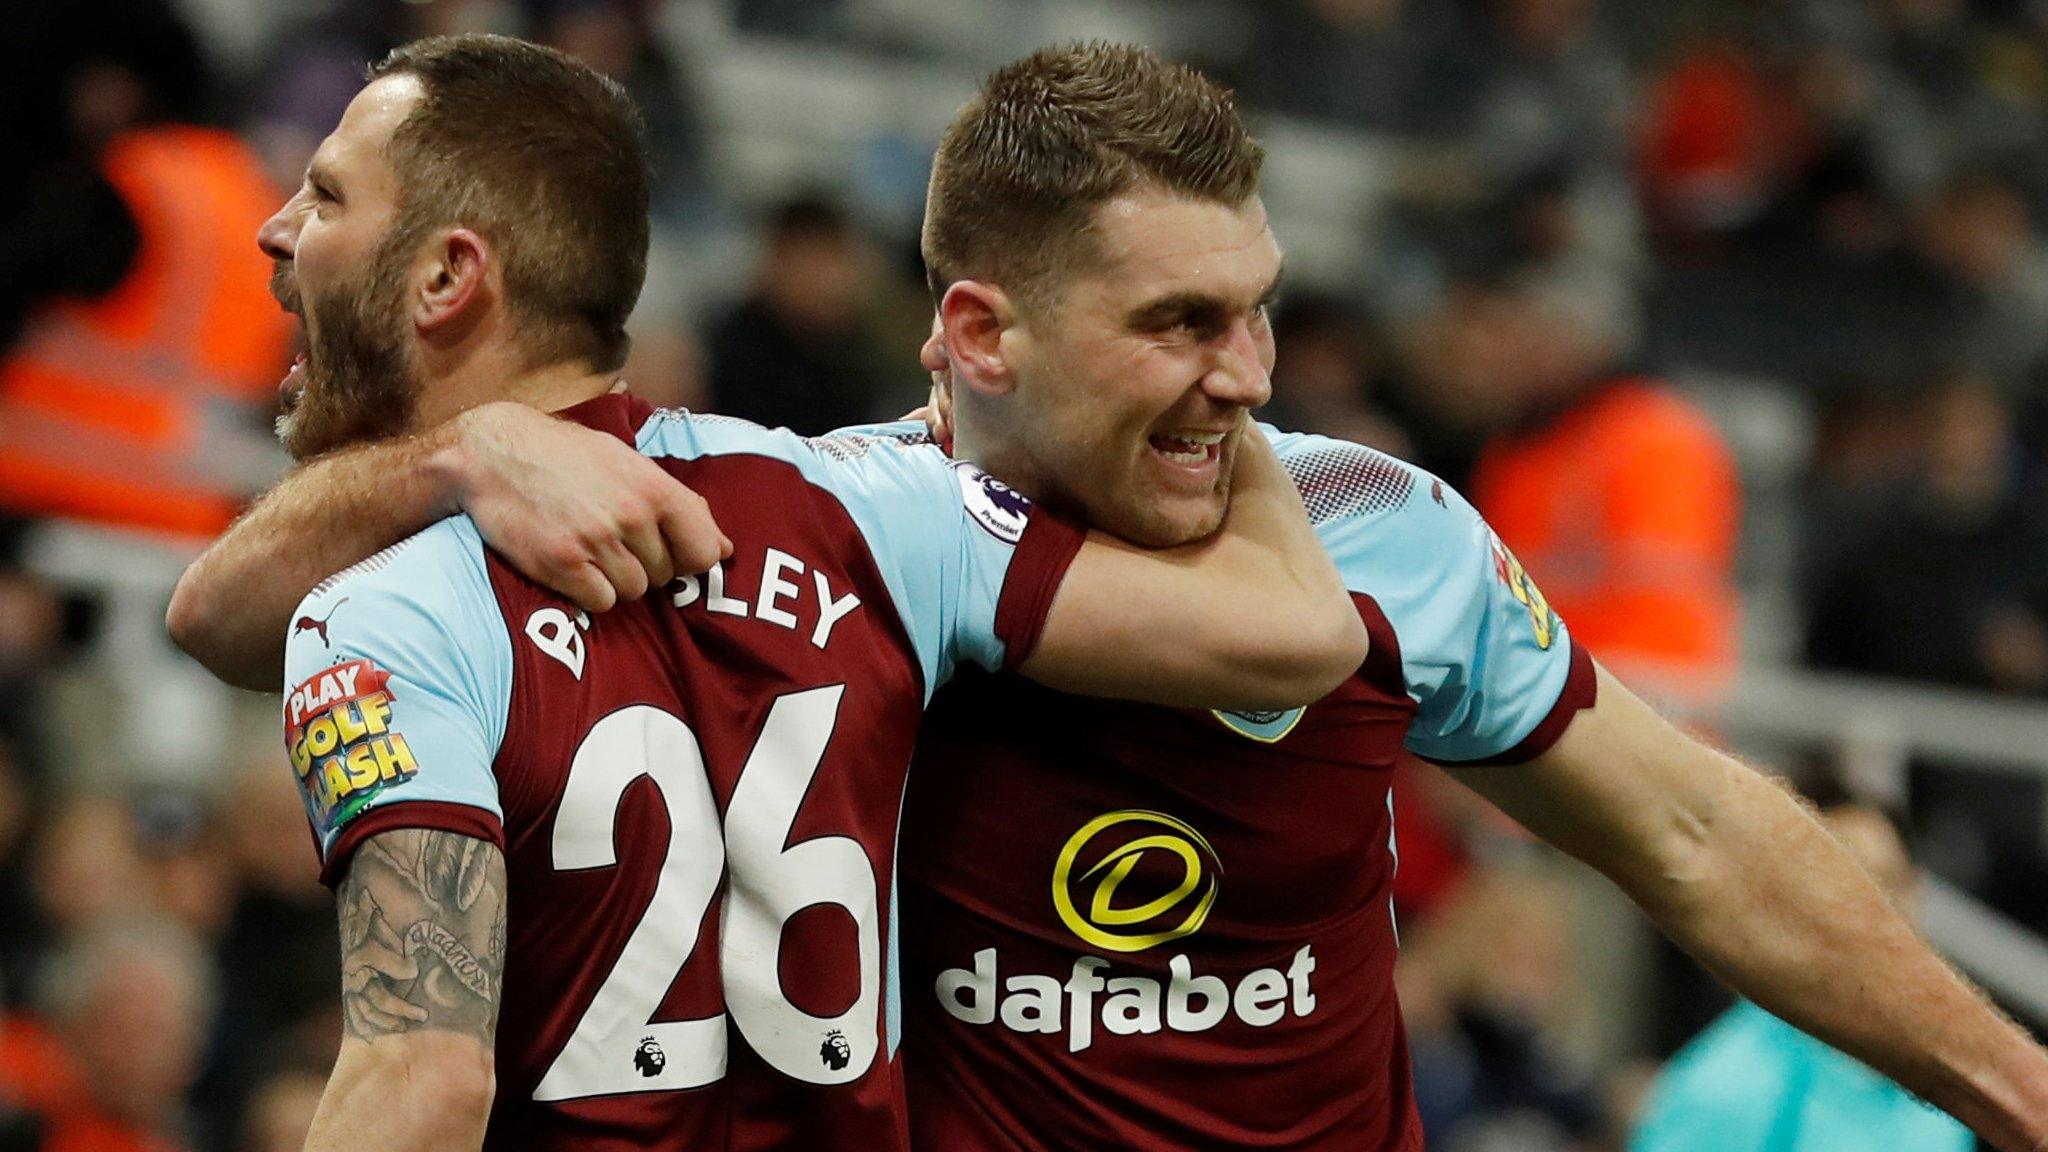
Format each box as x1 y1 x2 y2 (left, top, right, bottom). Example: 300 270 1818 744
206 32 1368 1152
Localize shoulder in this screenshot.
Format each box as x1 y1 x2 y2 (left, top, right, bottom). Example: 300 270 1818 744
635 408 955 499
635 408 935 466
1269 426 1436 526
286 517 504 692
297 519 492 632
1264 425 1482 589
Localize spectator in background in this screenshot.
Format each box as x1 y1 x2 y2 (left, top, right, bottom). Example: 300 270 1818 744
0 745 32 1011
0 0 177 352
1398 868 1608 1152
1261 293 1412 455
1911 170 2048 387
1235 0 1455 132
190 759 337 1151
1457 272 1741 709
529 0 710 217
1805 371 2048 696
0 916 216 1152
706 196 889 433
27 797 149 939
244 0 489 193
0 0 288 541
1426 0 1632 188
1635 37 1809 245
1631 804 1973 1151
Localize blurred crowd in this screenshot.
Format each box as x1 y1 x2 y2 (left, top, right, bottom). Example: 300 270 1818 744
4 0 2048 1149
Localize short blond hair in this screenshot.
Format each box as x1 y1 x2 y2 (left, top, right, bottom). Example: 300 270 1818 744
924 42 1264 308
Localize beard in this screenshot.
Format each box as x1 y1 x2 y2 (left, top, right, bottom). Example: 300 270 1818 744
1095 462 1233 548
273 240 423 461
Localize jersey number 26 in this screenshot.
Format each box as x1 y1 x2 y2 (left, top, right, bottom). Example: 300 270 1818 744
533 685 879 1100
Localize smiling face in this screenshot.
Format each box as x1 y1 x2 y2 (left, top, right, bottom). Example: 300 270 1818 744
980 188 1282 547
259 75 428 460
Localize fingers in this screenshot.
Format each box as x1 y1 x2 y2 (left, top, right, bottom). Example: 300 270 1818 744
656 489 730 579
619 514 677 592
590 537 651 605
462 417 733 612
346 981 431 1034
555 559 619 614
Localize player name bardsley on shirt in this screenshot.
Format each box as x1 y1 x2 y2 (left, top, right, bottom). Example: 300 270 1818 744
526 548 867 681
280 394 1092 1152
667 547 863 650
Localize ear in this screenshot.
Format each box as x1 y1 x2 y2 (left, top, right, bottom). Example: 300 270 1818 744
937 281 1019 397
414 227 490 336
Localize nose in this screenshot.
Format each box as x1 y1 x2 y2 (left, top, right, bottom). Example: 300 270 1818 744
257 198 300 262
1204 315 1273 409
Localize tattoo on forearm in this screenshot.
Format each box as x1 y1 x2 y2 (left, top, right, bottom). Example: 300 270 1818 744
404 921 494 1001
336 828 507 1043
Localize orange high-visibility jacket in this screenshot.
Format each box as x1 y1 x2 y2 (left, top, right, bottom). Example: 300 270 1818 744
1469 378 1741 691
0 125 290 539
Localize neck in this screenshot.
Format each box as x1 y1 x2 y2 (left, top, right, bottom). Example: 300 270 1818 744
950 411 1055 506
412 339 618 431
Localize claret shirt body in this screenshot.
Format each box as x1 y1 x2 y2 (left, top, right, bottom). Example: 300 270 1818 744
282 393 1082 1152
893 428 1596 1152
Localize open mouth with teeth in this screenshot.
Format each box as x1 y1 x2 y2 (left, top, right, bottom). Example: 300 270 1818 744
1148 430 1228 467
279 340 309 409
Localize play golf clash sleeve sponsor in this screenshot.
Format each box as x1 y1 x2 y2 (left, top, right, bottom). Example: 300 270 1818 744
285 657 420 835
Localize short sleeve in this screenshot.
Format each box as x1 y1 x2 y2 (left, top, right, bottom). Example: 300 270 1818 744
1272 429 1594 764
281 517 514 888
802 424 1083 698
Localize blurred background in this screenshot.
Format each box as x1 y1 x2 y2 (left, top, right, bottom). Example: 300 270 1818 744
3 0 2048 1148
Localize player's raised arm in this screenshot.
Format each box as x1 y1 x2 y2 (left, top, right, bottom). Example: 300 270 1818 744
168 400 727 690
1021 424 1366 709
1447 666 2048 1152
305 828 507 1152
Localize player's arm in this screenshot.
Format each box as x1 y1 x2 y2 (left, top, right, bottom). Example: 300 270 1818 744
1446 666 2048 1152
168 400 727 691
1021 424 1367 709
304 827 507 1152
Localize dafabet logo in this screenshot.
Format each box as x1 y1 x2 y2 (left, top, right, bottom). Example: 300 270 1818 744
1052 810 1222 953
936 809 1317 1053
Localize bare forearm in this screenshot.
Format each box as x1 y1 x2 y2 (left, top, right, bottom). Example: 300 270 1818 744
169 429 463 689
305 830 506 1151
1460 671 2048 1152
304 1038 493 1152
1026 456 1364 708
1631 767 2048 1149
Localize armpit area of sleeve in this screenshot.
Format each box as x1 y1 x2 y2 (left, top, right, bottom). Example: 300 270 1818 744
319 801 506 890
995 510 1087 672
1425 641 1598 768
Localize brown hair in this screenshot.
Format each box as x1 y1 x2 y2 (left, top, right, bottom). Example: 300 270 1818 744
369 34 649 373
923 42 1264 308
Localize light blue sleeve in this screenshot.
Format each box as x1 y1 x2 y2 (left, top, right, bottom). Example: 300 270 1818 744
1268 427 1577 763
281 517 513 865
640 411 1042 701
